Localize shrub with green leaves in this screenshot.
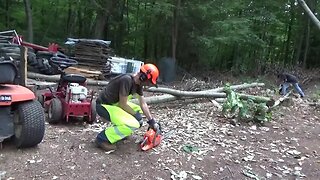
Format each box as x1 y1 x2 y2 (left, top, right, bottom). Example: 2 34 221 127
222 85 272 124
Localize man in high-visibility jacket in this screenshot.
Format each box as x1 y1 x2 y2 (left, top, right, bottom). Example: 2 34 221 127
95 63 161 151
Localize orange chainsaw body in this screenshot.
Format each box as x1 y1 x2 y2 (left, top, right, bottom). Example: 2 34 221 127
140 129 162 151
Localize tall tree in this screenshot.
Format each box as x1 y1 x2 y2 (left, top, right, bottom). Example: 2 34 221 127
23 0 33 42
172 0 181 61
91 0 116 39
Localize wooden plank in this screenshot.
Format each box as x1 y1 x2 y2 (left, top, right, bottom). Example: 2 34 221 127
20 46 27 86
67 67 102 75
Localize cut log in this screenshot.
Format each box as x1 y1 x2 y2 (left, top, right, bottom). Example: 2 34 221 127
27 72 109 86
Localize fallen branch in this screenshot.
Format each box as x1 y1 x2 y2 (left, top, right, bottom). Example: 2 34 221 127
210 99 223 110
269 90 292 109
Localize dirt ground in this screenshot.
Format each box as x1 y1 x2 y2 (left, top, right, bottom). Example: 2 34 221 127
0 76 319 180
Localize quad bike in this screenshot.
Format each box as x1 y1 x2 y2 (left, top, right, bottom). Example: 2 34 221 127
0 56 45 148
37 57 96 124
0 30 68 75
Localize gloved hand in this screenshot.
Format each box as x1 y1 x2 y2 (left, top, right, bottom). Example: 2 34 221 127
147 119 162 134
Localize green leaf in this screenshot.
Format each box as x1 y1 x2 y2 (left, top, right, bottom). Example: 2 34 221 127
182 145 199 153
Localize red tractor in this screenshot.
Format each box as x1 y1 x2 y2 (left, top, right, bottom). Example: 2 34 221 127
0 56 45 148
37 57 96 124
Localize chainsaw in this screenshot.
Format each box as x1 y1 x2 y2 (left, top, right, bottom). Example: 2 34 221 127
140 128 162 151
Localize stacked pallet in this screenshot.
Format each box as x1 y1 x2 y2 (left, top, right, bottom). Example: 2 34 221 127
67 38 114 67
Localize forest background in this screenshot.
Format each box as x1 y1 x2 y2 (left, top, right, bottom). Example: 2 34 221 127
1 0 320 75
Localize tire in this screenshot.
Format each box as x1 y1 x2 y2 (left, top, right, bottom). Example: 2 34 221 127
0 43 61 75
84 100 97 124
0 46 20 54
4 52 20 59
48 98 63 124
37 94 44 107
30 51 60 75
13 100 45 148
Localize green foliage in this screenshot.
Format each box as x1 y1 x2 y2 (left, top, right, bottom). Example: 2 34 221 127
222 84 272 124
0 0 320 70
311 90 320 101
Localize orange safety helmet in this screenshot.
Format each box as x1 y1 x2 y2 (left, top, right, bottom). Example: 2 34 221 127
140 63 159 85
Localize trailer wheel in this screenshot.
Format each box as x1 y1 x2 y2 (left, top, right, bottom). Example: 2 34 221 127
13 100 45 148
48 98 63 124
84 100 97 124
37 94 45 107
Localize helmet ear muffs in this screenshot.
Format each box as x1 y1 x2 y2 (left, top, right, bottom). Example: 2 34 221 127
139 72 148 82
139 69 152 82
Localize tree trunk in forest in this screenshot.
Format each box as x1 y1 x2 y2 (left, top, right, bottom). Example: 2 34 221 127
297 0 320 30
92 0 115 39
172 0 181 61
302 18 310 69
143 1 149 59
5 0 9 28
116 0 126 55
77 7 83 37
293 24 304 66
23 0 33 43
284 1 294 66
66 0 72 35
133 1 141 56
94 13 108 39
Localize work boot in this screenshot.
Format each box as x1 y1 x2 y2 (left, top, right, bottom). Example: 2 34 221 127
95 139 117 151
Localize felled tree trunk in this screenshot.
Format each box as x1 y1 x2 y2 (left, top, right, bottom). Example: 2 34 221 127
146 82 265 95
134 82 268 105
27 72 109 86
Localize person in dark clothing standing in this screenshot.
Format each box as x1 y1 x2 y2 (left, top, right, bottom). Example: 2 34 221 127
95 63 161 151
277 73 305 98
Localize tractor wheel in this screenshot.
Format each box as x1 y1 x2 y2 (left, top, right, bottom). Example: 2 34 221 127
13 100 45 148
48 98 63 124
84 100 97 124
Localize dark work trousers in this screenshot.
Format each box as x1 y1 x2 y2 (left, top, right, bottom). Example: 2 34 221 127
96 103 111 122
95 102 111 144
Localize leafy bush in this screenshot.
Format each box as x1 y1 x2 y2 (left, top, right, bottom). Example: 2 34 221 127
222 84 272 123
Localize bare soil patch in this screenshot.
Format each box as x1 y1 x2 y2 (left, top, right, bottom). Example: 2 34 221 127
1 76 319 180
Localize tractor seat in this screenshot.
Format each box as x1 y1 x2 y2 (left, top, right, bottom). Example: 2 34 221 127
62 74 87 83
0 61 18 84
